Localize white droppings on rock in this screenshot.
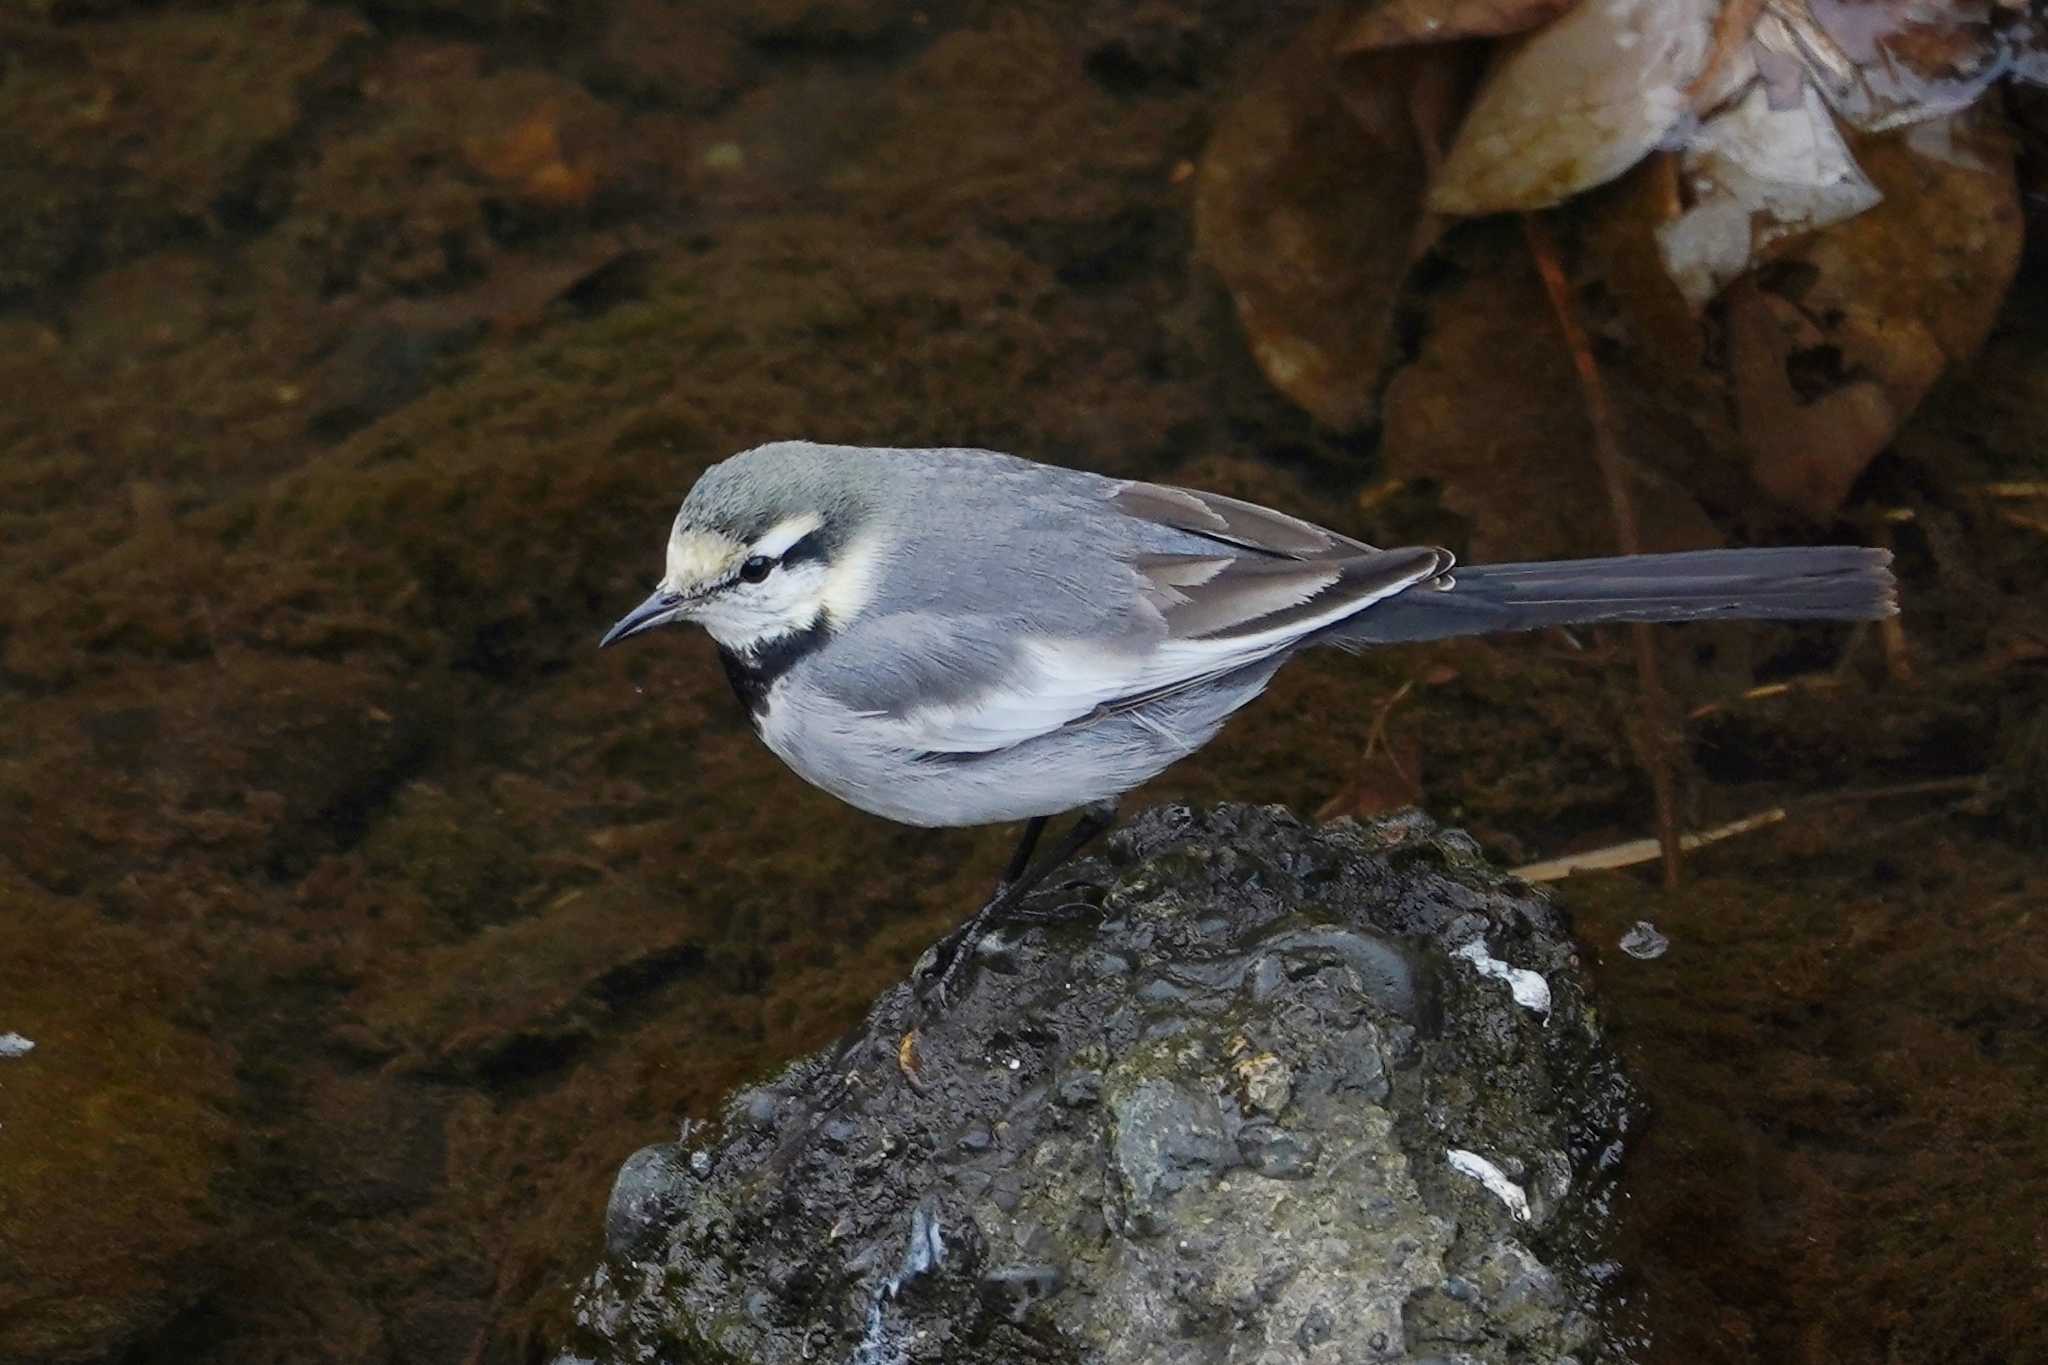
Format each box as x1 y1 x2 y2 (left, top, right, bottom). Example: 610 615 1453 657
1454 939 1552 1015
1447 1149 1532 1222
0 1032 34 1059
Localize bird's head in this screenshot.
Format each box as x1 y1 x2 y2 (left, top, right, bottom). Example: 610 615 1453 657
600 442 884 656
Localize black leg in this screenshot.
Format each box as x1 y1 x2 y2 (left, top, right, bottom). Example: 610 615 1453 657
914 802 1116 1008
1001 816 1048 890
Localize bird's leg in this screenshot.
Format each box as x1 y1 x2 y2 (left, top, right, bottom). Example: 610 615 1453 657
912 815 1046 982
999 815 1050 891
914 802 1117 1006
914 817 1055 1001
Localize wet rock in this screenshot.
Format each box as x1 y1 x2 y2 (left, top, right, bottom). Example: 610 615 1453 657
556 804 1639 1364
1109 1074 1240 1231
605 1142 697 1263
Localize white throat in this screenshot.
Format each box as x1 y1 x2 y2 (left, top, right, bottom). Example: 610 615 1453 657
692 562 834 655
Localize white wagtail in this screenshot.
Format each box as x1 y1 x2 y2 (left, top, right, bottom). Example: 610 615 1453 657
602 441 1897 999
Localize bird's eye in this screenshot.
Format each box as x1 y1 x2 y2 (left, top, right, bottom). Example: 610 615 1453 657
738 555 775 584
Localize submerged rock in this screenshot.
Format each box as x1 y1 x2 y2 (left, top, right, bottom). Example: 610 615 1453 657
556 804 1638 1364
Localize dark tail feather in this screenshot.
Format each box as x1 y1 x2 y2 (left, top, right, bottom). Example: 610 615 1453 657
1328 546 1896 646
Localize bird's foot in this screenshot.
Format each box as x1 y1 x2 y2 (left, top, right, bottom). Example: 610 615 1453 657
1001 898 1102 927
909 802 1119 1015
910 898 1006 1011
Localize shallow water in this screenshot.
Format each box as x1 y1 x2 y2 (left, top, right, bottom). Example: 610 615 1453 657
0 2 2043 1362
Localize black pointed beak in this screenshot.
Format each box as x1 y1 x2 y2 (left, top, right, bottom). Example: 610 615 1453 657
600 588 686 648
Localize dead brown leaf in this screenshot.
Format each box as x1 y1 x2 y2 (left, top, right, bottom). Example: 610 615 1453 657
1728 111 2022 516
1689 0 1771 107
1379 225 1724 562
1195 16 1449 428
1337 0 1573 51
1430 0 1719 214
1765 0 2025 131
1726 279 1915 516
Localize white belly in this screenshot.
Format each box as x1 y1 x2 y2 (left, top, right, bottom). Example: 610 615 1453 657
750 661 1281 827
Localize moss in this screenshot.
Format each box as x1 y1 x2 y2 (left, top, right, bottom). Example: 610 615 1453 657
0 0 2042 1360
1560 845 2048 1365
0 879 235 1363
1994 706 2048 839
0 4 362 290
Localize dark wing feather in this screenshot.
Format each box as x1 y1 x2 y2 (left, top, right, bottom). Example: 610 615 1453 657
1081 545 1449 723
1110 475 1451 641
1110 481 1379 559
1074 476 1453 728
1133 547 1452 643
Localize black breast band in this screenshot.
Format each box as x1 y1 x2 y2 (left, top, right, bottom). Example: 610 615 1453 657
717 616 832 722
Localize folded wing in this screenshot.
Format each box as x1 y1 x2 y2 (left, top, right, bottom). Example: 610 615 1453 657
817 478 1453 755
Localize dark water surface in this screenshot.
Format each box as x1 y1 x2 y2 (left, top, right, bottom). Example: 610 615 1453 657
1 2 2043 1362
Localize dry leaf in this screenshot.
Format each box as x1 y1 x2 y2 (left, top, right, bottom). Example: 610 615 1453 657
1338 0 1574 51
1379 231 1723 561
1657 77 1881 307
1195 18 1440 428
1430 0 1720 214
1729 110 2022 515
1726 278 1916 514
1760 0 2015 131
1689 0 1774 106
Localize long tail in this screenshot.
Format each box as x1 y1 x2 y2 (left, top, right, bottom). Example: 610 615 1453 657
1328 546 1896 646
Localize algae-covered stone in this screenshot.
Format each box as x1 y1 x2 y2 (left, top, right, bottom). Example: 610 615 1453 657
557 804 1639 1364
0 3 363 296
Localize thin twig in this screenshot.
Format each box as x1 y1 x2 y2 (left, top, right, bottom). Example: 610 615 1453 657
1316 679 1421 821
1792 775 1988 809
1523 213 1685 889
1843 797 1991 847
1365 680 1419 794
1512 809 1785 882
1511 773 1989 882
1687 674 1843 720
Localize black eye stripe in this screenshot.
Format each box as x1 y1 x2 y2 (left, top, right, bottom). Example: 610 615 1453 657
730 528 829 587
777 530 828 569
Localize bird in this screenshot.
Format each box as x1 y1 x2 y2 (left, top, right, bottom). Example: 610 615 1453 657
600 440 1897 1001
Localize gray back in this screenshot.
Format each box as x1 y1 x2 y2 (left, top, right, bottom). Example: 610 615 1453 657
686 442 1208 636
